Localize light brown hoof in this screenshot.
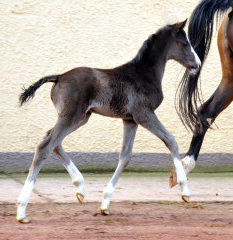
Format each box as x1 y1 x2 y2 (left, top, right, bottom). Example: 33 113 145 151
182 195 190 203
17 217 30 224
169 170 178 188
100 208 109 215
76 193 84 204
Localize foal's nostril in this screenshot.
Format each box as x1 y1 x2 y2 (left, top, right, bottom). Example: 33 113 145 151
188 60 201 75
189 64 200 75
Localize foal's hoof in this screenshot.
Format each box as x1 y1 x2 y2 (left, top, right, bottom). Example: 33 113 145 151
17 217 30 224
169 170 178 188
76 193 84 204
182 195 190 203
100 208 110 215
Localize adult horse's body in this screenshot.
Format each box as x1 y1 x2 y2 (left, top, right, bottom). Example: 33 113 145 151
17 20 200 223
170 0 233 186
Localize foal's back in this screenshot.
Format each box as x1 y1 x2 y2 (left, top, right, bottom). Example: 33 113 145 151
51 64 161 120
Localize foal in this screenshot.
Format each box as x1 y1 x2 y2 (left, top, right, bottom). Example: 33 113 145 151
17 20 201 223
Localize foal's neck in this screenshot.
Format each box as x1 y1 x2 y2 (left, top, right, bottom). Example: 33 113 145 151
138 43 169 83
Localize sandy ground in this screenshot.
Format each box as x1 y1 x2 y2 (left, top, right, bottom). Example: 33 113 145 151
1 172 233 203
0 172 233 239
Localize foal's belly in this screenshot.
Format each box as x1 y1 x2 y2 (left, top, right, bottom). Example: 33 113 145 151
89 102 133 120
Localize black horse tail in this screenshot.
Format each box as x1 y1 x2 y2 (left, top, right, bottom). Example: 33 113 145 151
176 0 233 133
19 75 59 106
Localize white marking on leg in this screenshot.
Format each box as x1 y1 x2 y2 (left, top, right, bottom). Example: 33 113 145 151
17 179 35 221
173 158 190 197
180 179 190 197
100 120 137 213
55 145 85 198
66 162 85 196
101 182 115 210
181 155 196 174
174 158 187 183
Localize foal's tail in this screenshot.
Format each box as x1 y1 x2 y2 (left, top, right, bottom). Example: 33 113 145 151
176 0 233 133
19 75 59 106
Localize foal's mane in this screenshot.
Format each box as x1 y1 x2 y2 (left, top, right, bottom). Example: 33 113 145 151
128 25 171 66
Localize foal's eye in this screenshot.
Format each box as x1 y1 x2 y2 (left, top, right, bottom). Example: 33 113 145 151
182 42 188 47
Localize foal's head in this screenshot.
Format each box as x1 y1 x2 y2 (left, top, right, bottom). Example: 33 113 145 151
130 20 201 74
167 19 201 74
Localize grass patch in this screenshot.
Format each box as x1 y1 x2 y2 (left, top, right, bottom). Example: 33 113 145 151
40 166 171 174
191 165 233 173
1 165 233 175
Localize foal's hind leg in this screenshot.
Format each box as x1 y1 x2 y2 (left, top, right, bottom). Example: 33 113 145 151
16 118 78 223
53 112 91 204
100 120 138 215
54 145 85 203
135 111 190 202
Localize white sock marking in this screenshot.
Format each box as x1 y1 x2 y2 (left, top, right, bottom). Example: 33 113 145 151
17 180 34 220
101 183 114 210
174 158 187 183
182 155 196 174
66 162 85 196
174 158 190 197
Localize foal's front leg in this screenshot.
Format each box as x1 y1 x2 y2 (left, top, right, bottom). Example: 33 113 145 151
135 111 190 202
100 120 138 215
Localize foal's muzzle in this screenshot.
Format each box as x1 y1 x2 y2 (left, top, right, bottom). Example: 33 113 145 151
189 51 201 75
189 64 201 75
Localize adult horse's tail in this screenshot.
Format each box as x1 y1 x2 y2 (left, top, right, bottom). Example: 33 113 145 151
176 0 233 133
19 75 59 106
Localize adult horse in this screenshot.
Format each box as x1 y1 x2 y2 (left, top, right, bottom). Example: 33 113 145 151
17 20 201 223
170 0 233 187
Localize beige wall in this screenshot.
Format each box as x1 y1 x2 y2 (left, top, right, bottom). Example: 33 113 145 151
1 0 232 161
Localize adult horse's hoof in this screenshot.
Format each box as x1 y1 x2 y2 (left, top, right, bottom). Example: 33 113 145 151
17 217 30 224
169 170 178 188
182 195 189 203
76 193 84 204
100 208 110 215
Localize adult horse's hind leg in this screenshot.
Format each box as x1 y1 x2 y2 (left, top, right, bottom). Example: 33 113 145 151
100 120 138 215
186 83 233 164
172 81 233 183
135 111 190 202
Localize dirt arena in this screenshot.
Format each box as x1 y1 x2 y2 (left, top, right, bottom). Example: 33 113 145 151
0 173 233 239
1 202 233 240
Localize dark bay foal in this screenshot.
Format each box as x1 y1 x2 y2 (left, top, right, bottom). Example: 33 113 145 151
17 20 201 223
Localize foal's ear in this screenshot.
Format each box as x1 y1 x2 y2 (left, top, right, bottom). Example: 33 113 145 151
172 19 187 32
